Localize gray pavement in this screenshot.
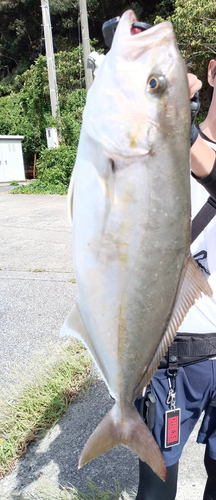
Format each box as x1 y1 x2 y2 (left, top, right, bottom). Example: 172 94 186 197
0 185 12 194
0 183 28 194
0 193 207 499
0 193 74 402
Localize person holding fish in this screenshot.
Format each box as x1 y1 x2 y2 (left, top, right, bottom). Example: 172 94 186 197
61 11 216 500
136 62 216 500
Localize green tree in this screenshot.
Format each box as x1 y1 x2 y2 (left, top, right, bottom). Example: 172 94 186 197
155 0 216 112
0 0 175 80
87 0 175 46
0 0 42 78
0 0 82 79
0 48 85 165
156 0 216 77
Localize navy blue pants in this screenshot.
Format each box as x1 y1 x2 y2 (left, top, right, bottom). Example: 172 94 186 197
136 360 216 500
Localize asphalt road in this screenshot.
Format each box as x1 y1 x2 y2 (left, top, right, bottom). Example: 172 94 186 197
0 193 207 499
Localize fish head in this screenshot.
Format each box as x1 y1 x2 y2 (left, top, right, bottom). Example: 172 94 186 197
83 10 190 163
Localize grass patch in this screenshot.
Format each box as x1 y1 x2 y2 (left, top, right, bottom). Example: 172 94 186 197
10 180 19 186
27 479 135 500
0 341 92 478
10 181 67 195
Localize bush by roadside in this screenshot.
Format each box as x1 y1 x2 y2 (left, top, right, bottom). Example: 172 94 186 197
11 144 77 195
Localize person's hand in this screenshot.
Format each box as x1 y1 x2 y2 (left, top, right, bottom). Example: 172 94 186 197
187 73 202 99
188 74 202 147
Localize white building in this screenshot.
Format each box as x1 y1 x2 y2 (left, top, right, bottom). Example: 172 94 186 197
0 135 25 182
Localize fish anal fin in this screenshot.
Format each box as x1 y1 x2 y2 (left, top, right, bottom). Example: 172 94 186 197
78 402 166 481
143 255 213 386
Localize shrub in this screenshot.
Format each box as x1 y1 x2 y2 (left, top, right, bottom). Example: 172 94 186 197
36 144 77 186
0 49 86 167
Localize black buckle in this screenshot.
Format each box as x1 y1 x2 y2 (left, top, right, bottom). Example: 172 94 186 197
208 196 216 209
167 342 178 377
141 388 156 431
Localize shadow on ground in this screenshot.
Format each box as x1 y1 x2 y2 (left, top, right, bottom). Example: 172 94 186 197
0 380 139 498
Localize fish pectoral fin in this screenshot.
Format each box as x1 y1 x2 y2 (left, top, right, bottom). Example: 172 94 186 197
78 402 166 482
143 255 213 386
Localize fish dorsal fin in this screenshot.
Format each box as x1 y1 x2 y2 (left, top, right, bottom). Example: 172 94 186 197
60 301 108 385
142 255 213 388
67 170 75 224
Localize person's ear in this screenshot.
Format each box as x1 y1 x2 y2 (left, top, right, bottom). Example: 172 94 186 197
207 60 216 87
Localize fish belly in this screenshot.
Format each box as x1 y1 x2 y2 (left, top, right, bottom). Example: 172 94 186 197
73 132 190 402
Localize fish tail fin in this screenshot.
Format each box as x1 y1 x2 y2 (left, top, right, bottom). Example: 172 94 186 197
78 402 166 481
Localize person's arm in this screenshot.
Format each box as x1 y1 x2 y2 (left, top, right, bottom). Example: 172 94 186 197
191 137 216 199
188 73 216 199
191 134 216 178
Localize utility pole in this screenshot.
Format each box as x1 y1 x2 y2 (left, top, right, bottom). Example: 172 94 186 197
79 0 93 92
41 0 60 130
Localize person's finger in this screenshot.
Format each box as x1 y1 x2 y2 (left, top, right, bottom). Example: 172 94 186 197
187 73 202 98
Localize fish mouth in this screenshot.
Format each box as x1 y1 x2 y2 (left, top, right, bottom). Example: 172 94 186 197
127 11 145 36
123 9 174 43
131 25 141 36
129 12 140 36
130 12 151 36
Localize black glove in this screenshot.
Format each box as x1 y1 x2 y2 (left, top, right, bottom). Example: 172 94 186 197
190 92 200 147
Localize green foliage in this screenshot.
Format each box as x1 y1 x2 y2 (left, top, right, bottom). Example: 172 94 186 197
156 0 175 17
156 0 216 75
12 142 80 195
0 49 85 168
11 181 68 195
36 144 76 185
0 92 46 164
61 88 86 143
0 56 50 163
0 0 42 78
0 0 176 80
32 88 85 192
1 0 215 194
0 82 13 97
10 181 19 186
55 48 86 103
155 0 216 114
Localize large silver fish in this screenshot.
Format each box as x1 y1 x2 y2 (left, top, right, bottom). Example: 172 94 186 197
61 10 212 480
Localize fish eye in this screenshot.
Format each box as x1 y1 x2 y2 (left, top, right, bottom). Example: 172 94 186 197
148 77 159 90
147 74 167 95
